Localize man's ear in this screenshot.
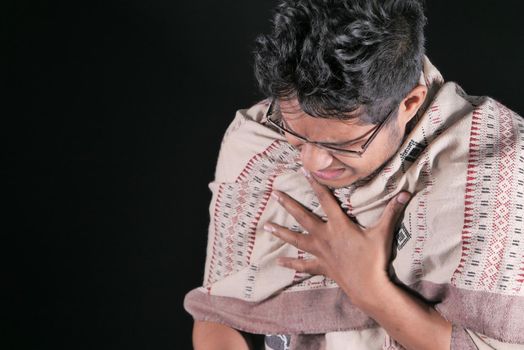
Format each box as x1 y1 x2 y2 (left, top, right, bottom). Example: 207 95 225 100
397 84 427 127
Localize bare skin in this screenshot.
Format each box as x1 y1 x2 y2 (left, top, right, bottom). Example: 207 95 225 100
193 321 251 350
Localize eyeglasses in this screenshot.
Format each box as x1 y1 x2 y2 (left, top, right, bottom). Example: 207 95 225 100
265 99 396 158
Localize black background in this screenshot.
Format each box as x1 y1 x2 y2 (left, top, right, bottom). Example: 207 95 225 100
7 1 523 349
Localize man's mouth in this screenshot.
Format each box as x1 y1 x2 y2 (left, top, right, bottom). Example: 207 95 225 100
312 168 346 180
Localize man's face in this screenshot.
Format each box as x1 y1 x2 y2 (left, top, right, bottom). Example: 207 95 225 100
278 98 405 188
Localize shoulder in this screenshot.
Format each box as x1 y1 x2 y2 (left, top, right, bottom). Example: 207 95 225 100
213 100 297 183
468 96 523 158
221 99 272 143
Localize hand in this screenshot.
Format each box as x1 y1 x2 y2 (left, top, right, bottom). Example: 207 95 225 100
264 169 411 306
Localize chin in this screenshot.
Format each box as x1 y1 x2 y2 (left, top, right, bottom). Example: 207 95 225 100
315 174 358 189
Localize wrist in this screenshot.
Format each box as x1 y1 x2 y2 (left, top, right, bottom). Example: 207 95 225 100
343 272 393 310
193 321 250 350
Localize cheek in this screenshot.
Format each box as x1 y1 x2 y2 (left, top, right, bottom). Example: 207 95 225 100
366 122 397 149
335 136 399 173
283 131 308 151
286 135 302 148
329 155 360 173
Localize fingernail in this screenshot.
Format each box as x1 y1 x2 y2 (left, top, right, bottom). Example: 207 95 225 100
301 167 311 178
397 192 411 204
264 223 275 232
271 191 280 201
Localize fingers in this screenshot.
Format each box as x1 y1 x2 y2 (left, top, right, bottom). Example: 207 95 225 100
264 222 313 253
277 257 324 275
264 222 323 275
302 168 349 225
377 191 411 233
272 190 323 232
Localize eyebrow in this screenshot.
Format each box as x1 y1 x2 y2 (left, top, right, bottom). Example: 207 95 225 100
276 105 374 146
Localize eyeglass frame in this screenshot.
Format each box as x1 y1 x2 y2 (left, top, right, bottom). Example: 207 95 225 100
265 99 397 158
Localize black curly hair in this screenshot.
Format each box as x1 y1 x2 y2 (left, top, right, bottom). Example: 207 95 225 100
253 0 427 124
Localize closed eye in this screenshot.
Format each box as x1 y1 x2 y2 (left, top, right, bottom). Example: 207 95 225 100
321 127 376 148
281 116 376 148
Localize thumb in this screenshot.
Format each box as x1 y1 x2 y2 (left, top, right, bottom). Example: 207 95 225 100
377 192 411 233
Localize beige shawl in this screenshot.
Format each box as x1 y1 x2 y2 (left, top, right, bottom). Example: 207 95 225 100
185 57 524 349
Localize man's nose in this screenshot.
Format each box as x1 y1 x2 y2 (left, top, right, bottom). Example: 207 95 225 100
300 143 333 172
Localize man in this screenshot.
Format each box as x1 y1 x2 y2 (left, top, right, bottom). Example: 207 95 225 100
185 0 524 349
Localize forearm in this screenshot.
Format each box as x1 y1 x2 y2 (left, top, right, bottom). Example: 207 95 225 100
351 280 452 350
193 321 251 350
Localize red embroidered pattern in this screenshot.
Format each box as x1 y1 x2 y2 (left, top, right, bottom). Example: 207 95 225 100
205 140 299 296
452 100 523 293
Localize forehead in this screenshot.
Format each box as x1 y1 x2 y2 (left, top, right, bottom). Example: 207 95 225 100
276 99 370 127
275 99 375 142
